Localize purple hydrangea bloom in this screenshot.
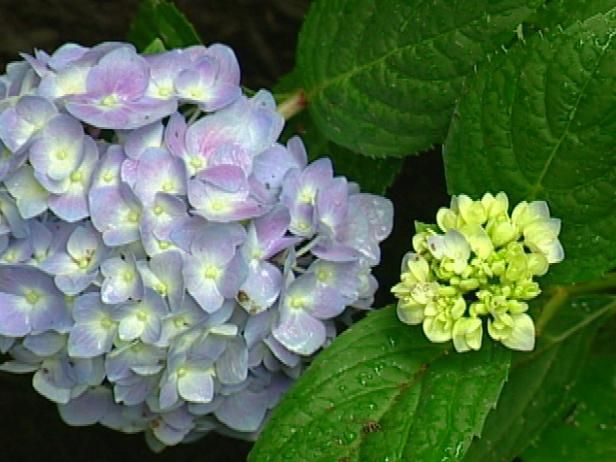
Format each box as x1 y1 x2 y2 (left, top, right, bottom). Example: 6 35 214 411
0 40 394 450
65 47 177 129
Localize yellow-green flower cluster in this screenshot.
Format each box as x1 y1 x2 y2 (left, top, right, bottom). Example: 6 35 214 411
392 192 563 352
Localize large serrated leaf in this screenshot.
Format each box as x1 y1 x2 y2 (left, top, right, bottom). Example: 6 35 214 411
444 10 616 284
275 71 403 195
521 346 616 462
282 111 403 195
462 295 616 462
296 0 543 157
248 306 511 462
128 0 201 51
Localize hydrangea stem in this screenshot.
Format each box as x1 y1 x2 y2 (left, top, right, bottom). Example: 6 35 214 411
536 272 616 335
277 89 307 120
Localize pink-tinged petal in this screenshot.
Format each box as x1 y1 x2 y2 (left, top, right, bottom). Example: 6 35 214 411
121 121 164 160
216 339 248 385
312 240 362 262
354 193 394 241
252 144 301 192
145 50 191 99
263 336 300 368
55 272 98 296
40 252 77 275
0 293 30 336
0 192 29 238
272 310 326 355
199 165 246 192
207 144 252 173
29 295 72 334
120 157 139 187
48 189 88 223
239 261 281 314
66 224 99 259
134 147 187 204
68 322 115 358
66 96 177 130
48 43 89 71
254 206 294 258
148 251 185 309
29 114 85 181
178 369 214 403
4 165 49 218
190 223 245 264
0 96 57 152
317 177 349 233
286 136 308 167
23 331 65 356
90 143 125 190
183 262 224 313
190 182 269 223
311 286 347 320
89 182 141 247
164 111 187 158
32 368 72 404
86 46 149 98
58 386 113 426
159 378 180 410
72 293 105 323
214 389 269 432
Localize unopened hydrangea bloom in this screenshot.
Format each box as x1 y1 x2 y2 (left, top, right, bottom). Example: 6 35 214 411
392 192 563 353
0 42 393 449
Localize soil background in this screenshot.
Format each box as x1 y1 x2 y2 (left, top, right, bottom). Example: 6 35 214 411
0 1 448 461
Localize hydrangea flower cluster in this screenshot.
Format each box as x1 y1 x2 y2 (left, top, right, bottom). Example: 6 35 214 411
0 42 393 449
393 192 563 353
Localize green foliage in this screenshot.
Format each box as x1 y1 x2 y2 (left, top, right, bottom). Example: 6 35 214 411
142 37 166 54
282 110 403 195
522 342 616 461
444 9 616 284
462 295 616 462
296 0 543 157
128 0 201 51
249 306 511 462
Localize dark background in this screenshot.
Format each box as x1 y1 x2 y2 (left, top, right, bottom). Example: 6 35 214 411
0 1 448 460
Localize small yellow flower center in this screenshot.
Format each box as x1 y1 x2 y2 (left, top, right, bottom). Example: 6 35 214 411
153 205 164 216
161 181 173 192
204 265 220 280
177 366 188 378
136 310 148 322
100 94 120 108
127 211 140 223
190 156 203 170
159 240 171 250
70 171 83 183
25 290 41 305
316 269 332 283
102 171 114 183
289 296 306 310
100 316 114 329
122 270 135 283
55 149 68 160
154 283 167 295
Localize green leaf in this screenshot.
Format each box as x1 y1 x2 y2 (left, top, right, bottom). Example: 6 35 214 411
296 0 543 157
128 0 201 51
249 306 511 462
522 343 616 462
444 10 616 284
142 37 166 54
282 110 403 194
529 0 616 30
414 221 438 234
462 295 616 462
